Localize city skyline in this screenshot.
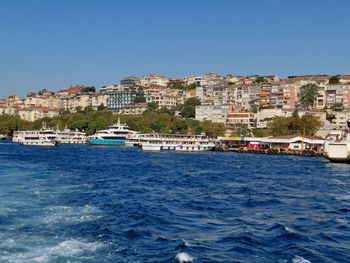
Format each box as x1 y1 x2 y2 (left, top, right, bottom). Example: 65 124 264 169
0 0 349 97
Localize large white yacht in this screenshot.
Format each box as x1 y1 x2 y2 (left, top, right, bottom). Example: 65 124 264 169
88 119 138 145
127 132 215 152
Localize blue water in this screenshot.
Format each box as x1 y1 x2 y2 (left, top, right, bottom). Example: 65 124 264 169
0 142 349 263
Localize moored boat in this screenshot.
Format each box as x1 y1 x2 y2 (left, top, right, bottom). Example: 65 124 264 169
324 123 350 163
88 119 138 145
13 128 58 146
127 132 215 152
57 129 87 144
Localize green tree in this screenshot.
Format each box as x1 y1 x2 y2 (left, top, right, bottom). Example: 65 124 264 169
147 102 158 111
329 76 340 84
299 84 319 110
134 96 146 103
254 76 266 84
81 86 96 93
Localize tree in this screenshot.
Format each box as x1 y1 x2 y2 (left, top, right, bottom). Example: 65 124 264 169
268 115 320 136
147 102 158 111
179 98 201 118
97 103 106 111
299 84 319 110
81 86 96 93
254 76 266 84
180 105 196 118
329 76 340 84
331 103 344 111
134 96 146 103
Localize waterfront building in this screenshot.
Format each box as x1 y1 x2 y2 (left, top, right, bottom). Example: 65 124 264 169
18 107 59 122
100 85 140 112
113 103 148 115
195 105 231 124
226 112 255 129
146 89 177 109
254 109 293 128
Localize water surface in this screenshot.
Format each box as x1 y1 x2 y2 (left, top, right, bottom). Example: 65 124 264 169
0 142 349 262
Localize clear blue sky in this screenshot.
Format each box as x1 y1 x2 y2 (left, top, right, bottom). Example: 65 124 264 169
0 0 349 97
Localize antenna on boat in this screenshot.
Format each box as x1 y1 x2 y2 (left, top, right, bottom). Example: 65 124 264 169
117 118 121 126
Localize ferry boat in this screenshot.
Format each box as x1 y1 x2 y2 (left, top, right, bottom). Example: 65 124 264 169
88 119 138 145
127 132 215 152
324 124 350 163
13 127 58 146
57 128 87 144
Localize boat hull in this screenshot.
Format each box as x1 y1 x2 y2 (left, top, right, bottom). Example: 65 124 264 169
326 157 350 163
88 138 125 145
142 143 214 152
19 141 57 147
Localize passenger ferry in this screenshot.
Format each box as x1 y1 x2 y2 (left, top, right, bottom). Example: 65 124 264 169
127 133 215 152
13 127 58 146
324 124 350 163
88 119 138 145
57 129 87 144
13 123 87 146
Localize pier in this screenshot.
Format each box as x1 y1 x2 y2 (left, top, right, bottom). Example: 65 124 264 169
216 135 325 157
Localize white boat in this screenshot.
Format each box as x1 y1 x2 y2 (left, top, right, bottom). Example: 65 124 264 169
127 132 215 152
57 129 87 144
324 126 350 163
13 128 58 146
88 119 138 145
13 123 87 146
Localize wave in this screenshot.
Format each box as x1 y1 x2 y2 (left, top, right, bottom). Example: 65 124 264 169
0 239 104 262
41 205 102 224
292 255 311 263
175 252 194 263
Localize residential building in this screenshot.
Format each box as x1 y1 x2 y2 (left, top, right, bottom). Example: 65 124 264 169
146 89 177 109
100 85 140 111
255 109 293 128
139 74 169 87
226 112 255 128
195 105 231 124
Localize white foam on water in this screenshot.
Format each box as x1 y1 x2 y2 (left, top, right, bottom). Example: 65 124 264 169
292 255 311 263
175 252 194 263
0 239 104 263
284 226 292 232
182 239 191 247
48 239 103 256
42 205 102 224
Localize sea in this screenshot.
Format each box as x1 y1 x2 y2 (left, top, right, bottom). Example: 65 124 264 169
0 141 349 263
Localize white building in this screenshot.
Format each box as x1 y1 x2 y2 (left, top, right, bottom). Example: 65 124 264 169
195 105 231 124
255 109 293 128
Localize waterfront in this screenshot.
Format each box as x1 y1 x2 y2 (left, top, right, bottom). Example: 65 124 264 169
0 142 349 262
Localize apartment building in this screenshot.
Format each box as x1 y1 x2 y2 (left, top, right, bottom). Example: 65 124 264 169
100 85 140 111
195 105 231 124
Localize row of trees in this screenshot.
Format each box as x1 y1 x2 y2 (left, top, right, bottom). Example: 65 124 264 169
0 106 226 138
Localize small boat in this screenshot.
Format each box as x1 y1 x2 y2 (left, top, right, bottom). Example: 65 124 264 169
88 119 138 145
127 132 215 152
324 123 350 163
